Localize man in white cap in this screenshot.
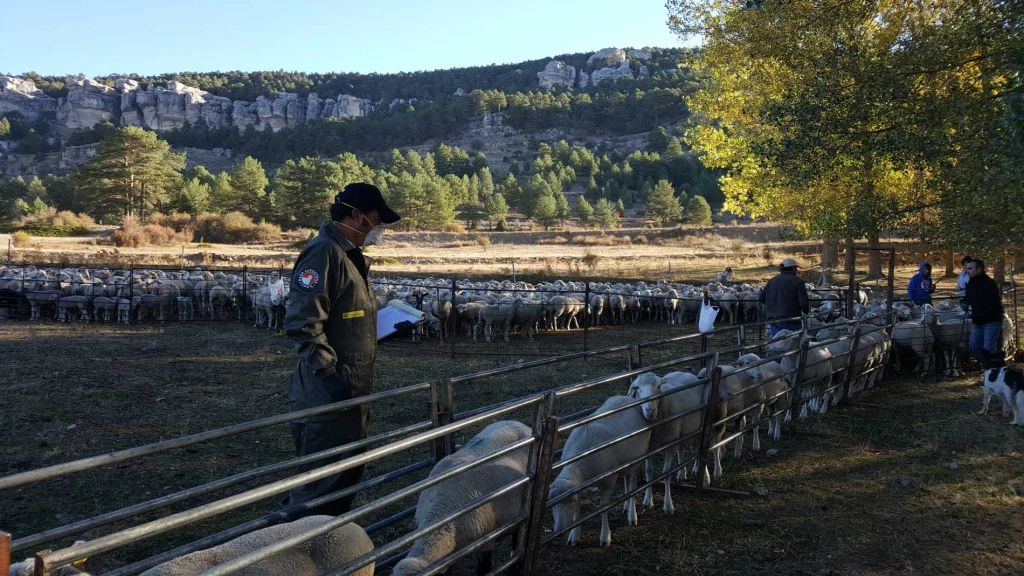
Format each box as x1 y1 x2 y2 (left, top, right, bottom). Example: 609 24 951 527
759 257 809 337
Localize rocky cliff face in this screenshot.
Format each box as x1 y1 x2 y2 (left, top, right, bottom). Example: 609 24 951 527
0 75 375 133
589 60 635 85
537 61 576 89
587 48 627 67
0 77 58 121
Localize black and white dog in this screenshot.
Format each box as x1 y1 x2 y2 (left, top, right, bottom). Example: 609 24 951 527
978 366 1024 425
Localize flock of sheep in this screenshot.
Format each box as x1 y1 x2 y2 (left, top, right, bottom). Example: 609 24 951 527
0 265 288 327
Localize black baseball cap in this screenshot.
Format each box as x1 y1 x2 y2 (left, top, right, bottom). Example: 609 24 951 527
333 182 401 224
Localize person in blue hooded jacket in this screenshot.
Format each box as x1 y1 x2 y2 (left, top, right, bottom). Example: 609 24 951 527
907 262 937 305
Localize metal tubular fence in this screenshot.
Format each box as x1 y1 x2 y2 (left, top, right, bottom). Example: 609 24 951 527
0 306 904 576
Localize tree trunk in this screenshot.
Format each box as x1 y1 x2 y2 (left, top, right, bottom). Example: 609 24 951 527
994 253 1006 284
944 250 955 277
866 233 882 279
821 236 839 269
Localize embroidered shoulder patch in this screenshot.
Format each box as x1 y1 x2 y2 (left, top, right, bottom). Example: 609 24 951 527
298 269 320 289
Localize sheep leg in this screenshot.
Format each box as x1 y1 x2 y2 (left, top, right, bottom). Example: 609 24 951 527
599 486 614 547
752 414 761 451
733 417 745 458
662 455 675 515
642 458 655 510
713 445 724 480
624 473 639 526
676 449 687 482
476 550 493 576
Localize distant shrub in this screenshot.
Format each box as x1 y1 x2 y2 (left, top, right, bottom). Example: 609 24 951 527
494 219 508 232
633 235 648 245
148 211 194 231
442 222 467 233
581 251 601 270
193 212 281 244
375 256 401 265
475 235 491 248
537 235 569 245
6 208 96 236
109 217 191 247
11 230 32 247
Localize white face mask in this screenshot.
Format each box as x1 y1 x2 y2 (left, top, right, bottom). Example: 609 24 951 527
363 225 385 246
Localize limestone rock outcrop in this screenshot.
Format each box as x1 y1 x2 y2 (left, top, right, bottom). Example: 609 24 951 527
578 71 589 88
57 79 120 129
590 61 634 85
537 61 576 89
627 48 653 61
0 77 57 121
587 48 627 67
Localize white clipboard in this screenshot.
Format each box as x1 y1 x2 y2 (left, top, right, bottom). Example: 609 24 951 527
377 300 427 340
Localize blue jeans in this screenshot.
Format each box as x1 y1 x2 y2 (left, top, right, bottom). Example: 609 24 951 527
769 321 802 338
970 321 1003 368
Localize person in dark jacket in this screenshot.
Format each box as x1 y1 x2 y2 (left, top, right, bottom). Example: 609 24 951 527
907 261 937 306
281 182 409 518
759 258 809 337
964 258 1005 369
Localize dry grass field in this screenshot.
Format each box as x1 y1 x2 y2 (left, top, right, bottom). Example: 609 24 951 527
2 318 1023 575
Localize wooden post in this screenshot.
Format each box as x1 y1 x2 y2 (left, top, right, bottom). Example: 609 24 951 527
695 355 721 491
521 413 559 576
627 344 641 371
0 531 10 576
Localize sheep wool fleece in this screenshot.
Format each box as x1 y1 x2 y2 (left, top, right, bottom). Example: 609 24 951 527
283 220 377 517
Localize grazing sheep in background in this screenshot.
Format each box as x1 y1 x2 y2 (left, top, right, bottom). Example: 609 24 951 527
57 295 90 323
629 371 705 515
589 294 605 326
176 297 194 322
139 517 373 576
392 421 531 576
549 395 652 547
608 294 626 325
91 296 118 323
716 267 733 282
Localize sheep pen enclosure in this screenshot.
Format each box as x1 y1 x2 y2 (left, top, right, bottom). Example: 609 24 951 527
3 313 1024 575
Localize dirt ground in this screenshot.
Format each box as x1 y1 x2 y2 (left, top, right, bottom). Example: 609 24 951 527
2 320 1023 575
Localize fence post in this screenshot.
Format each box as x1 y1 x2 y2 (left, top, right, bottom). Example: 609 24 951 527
736 324 744 347
700 334 709 370
842 321 863 403
1010 265 1019 352
1 530 10 576
583 283 590 353
128 262 134 325
788 341 811 434
241 265 248 322
846 244 857 318
626 343 641 371
521 396 559 576
886 248 896 314
694 358 721 491
449 278 458 359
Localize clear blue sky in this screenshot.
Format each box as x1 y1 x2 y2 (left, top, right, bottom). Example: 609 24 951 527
3 0 691 78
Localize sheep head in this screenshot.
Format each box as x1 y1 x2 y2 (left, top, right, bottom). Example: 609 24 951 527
628 372 663 421
548 478 582 545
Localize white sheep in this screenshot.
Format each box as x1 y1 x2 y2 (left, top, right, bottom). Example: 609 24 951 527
735 353 790 442
139 517 373 576
392 420 531 576
629 371 705 515
892 306 936 376
549 395 652 547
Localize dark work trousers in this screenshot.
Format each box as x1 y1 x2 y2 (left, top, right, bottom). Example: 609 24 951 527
281 405 370 518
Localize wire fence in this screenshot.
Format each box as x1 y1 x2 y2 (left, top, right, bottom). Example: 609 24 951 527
1 310 931 576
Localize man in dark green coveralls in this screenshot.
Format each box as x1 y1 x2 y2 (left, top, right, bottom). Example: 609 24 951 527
282 182 410 517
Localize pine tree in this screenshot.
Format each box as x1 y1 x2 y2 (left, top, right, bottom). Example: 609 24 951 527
229 156 269 218
665 136 684 157
554 192 570 223
485 192 509 228
533 195 558 230
176 177 211 214
576 196 594 224
71 126 185 222
0 117 10 139
479 166 494 198
273 157 347 227
686 195 713 226
593 198 618 228
645 179 683 225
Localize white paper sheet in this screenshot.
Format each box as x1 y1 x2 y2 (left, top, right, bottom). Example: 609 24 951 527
377 306 426 340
